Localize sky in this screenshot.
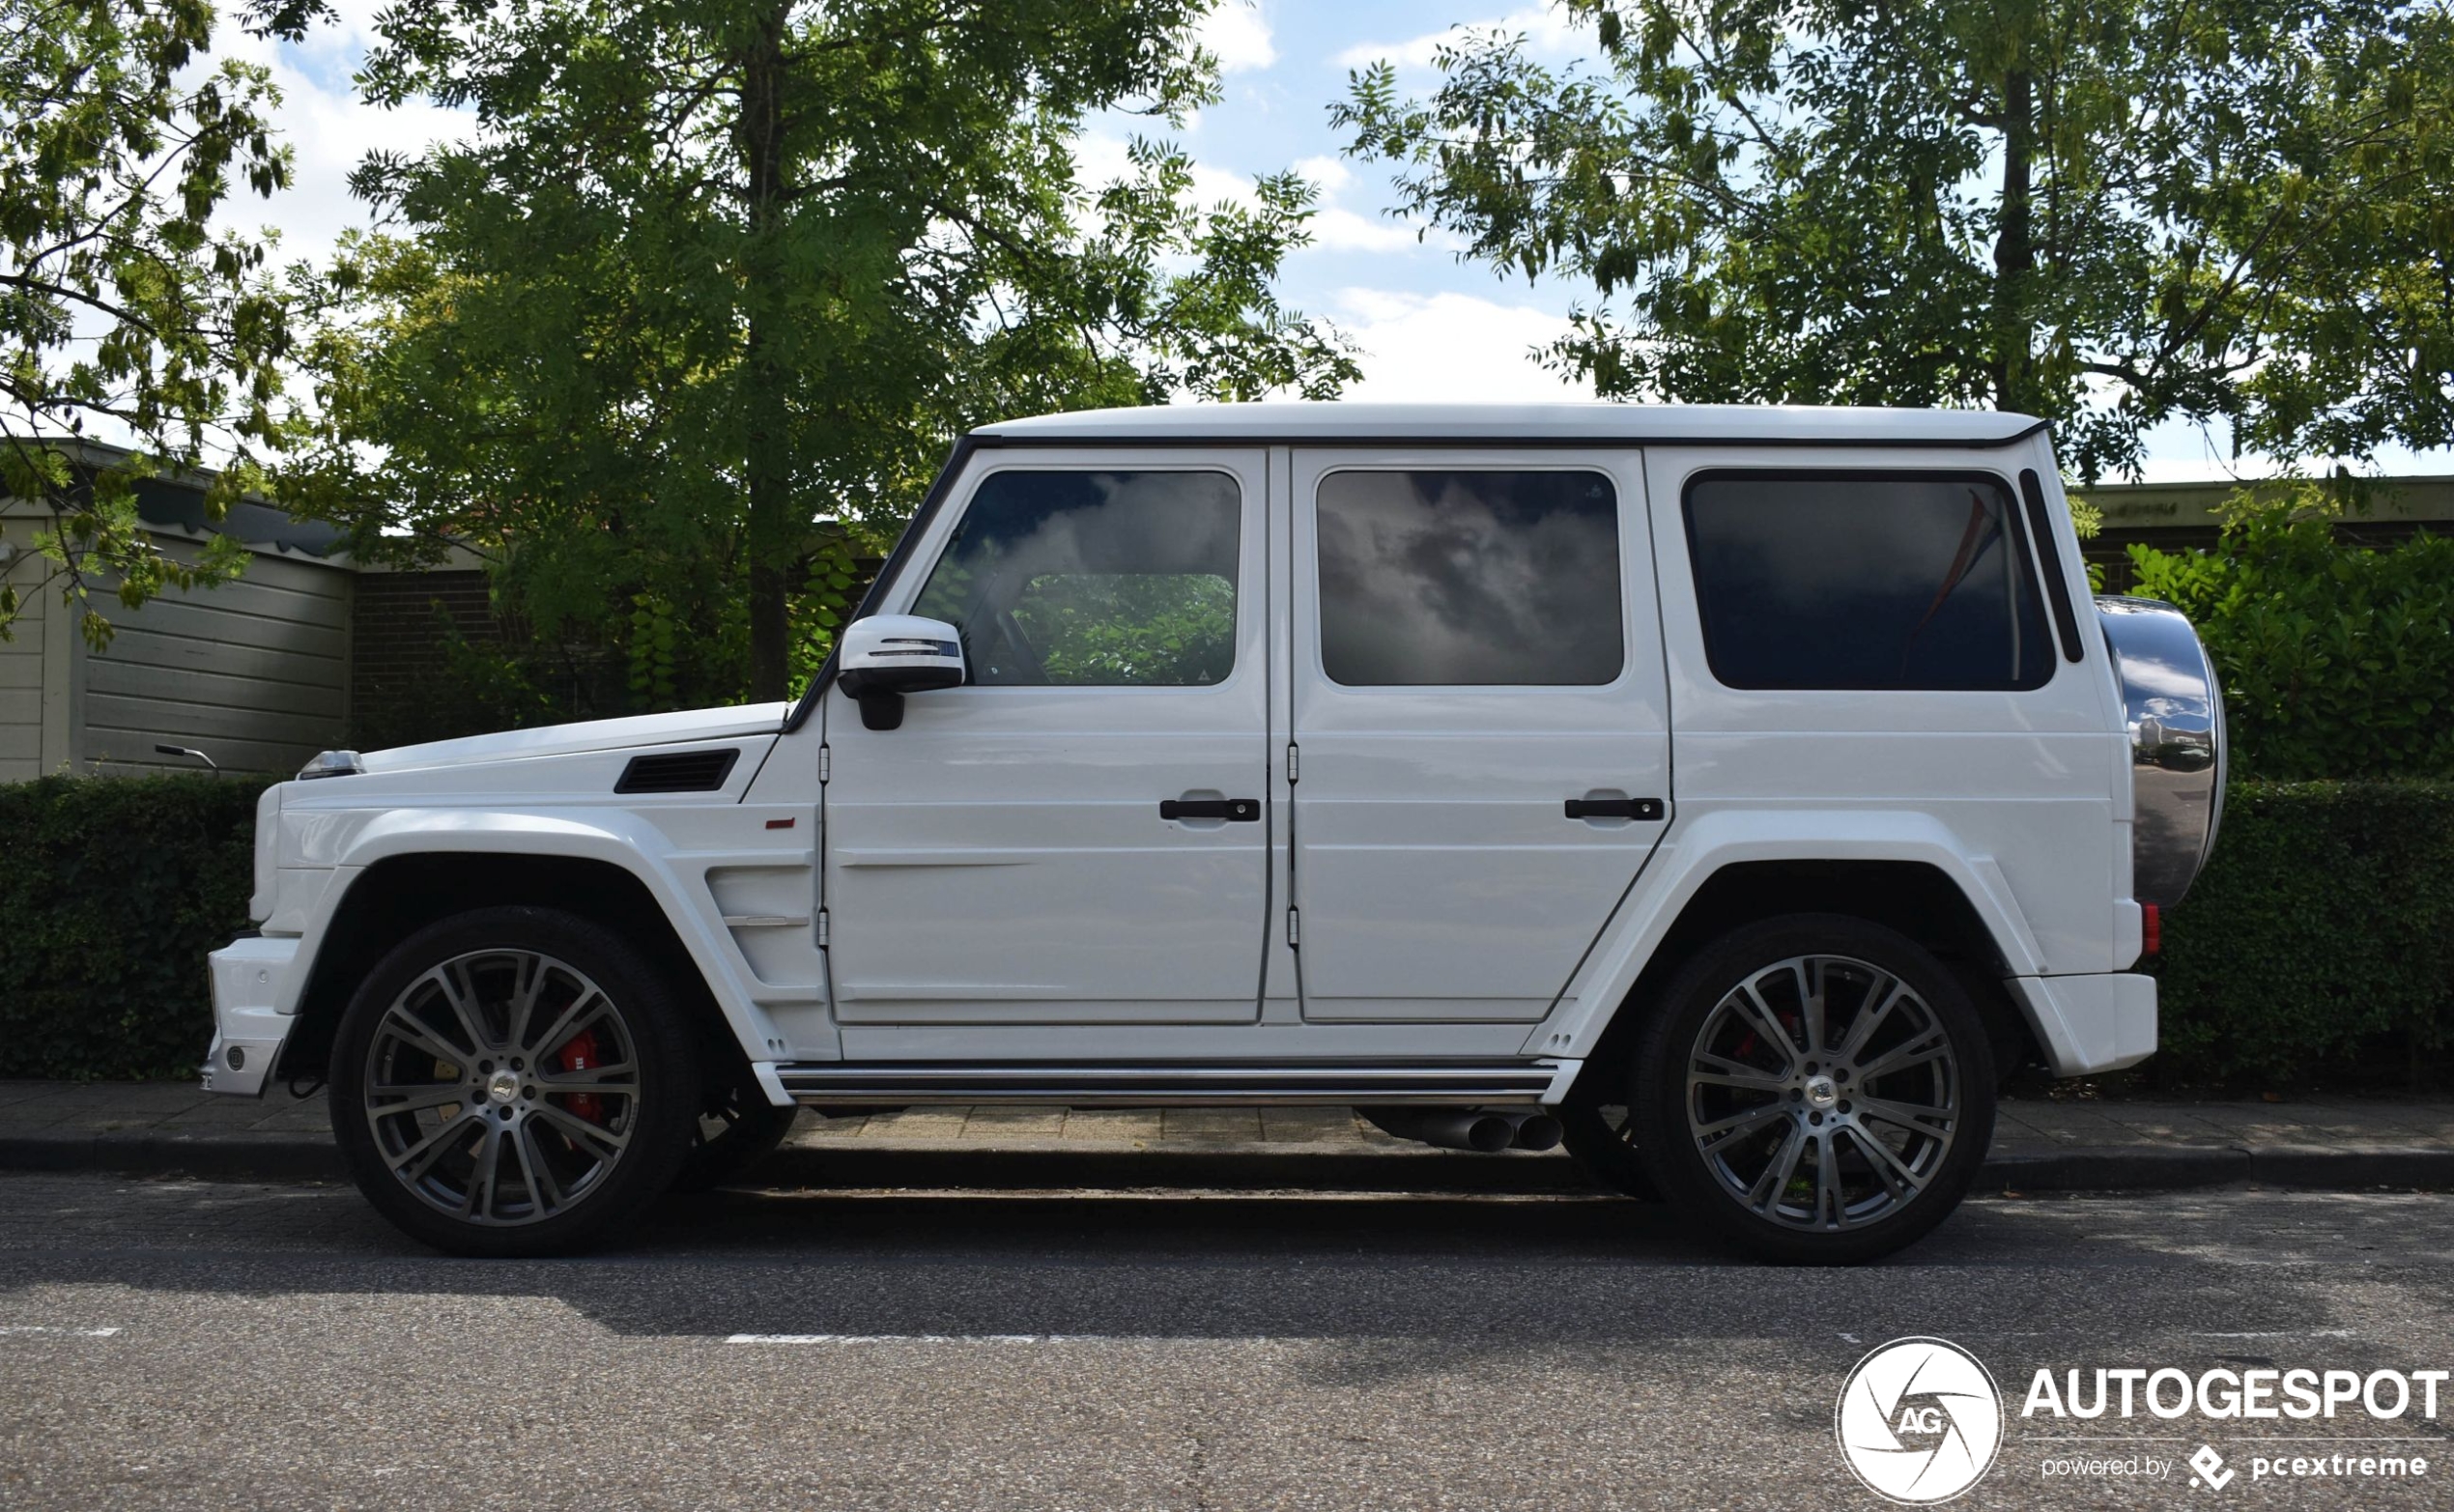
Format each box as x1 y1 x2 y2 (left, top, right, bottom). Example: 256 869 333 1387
215 0 2449 485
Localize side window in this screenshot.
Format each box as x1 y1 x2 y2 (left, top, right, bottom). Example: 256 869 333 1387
1315 470 1623 686
1682 471 2053 691
912 470 1241 687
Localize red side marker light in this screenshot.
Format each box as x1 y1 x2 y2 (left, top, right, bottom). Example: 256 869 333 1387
765 816 796 830
2141 902 2161 957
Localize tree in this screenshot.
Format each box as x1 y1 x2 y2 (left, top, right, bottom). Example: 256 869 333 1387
1337 0 2454 479
282 0 1355 711
0 0 300 647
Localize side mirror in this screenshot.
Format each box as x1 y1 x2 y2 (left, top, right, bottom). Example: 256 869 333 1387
836 614 966 730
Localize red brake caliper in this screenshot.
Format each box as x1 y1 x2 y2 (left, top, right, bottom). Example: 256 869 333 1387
556 1028 606 1125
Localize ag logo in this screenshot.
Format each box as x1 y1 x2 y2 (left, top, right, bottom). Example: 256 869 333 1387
1836 1336 2004 1504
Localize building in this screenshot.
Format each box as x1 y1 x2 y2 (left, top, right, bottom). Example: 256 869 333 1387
1 447 491 782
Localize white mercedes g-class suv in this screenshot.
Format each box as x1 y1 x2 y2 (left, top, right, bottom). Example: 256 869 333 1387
203 403 2223 1264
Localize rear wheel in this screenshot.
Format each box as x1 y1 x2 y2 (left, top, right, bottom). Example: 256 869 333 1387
1630 915 1994 1265
329 906 700 1257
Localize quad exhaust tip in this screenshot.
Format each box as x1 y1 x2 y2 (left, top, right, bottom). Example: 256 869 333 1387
1360 1108 1562 1154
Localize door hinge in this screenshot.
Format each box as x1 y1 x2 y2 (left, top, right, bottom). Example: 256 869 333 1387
817 744 831 784
1285 907 1299 947
1286 743 1299 783
815 909 830 949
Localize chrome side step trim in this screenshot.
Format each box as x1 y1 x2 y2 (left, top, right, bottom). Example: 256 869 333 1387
771 1060 1569 1107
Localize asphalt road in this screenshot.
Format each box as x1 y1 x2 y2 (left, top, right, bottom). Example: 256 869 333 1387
2 1173 2450 1511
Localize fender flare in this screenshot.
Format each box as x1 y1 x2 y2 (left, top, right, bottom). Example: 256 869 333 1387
277 808 785 1055
1522 808 2047 1060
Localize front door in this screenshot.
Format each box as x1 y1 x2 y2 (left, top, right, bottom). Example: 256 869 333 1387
1288 452 1670 1021
822 450 1271 1025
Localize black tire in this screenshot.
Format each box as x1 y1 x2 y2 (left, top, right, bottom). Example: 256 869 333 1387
328 906 702 1257
671 1076 800 1193
1555 1099 1664 1201
1629 914 1995 1265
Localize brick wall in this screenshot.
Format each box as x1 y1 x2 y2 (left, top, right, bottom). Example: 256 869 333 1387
349 570 502 748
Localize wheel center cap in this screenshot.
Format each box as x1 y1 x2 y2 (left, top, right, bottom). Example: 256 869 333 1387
486 1070 521 1105
1803 1074 1840 1110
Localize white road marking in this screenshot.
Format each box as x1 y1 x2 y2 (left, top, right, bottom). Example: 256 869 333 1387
2190 1328 2356 1338
727 1333 1087 1345
0 1326 121 1337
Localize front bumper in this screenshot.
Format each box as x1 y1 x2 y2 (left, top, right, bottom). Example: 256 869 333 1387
2005 972 2157 1077
202 935 302 1097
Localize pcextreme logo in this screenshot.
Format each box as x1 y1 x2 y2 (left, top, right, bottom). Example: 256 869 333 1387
1836 1336 2006 1504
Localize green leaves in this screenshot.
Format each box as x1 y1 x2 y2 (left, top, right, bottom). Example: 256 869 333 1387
1 0 296 645
2155 781 2454 1089
0 774 271 1080
1337 0 2454 479
2127 485 2454 781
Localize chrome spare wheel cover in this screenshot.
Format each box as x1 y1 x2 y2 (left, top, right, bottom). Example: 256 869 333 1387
1685 954 1959 1232
2097 595 2227 906
363 949 639 1226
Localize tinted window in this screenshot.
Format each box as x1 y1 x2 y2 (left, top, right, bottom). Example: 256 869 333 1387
1315 471 1623 685
913 471 1240 686
1683 472 2053 690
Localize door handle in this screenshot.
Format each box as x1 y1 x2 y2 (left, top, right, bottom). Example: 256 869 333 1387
1564 796 1665 821
1160 797 1261 822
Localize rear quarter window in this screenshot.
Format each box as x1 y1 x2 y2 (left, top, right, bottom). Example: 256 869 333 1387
1682 471 2054 691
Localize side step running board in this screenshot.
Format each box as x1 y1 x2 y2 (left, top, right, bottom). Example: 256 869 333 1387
770 1060 1574 1107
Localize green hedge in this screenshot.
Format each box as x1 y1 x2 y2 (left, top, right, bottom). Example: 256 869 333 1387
2154 781 2454 1088
2 774 2448 1089
0 774 270 1080
2126 499 2454 781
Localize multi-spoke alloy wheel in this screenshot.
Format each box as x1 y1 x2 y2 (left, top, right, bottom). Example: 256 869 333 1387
330 907 699 1257
1632 916 1996 1264
1683 954 1956 1230
363 949 638 1226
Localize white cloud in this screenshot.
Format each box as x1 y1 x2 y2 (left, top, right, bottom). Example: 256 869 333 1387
1196 2 1277 74
1334 7 1590 72
1309 206 1421 253
1332 289 1593 403
1292 154 1353 194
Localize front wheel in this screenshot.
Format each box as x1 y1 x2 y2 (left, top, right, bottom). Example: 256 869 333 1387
1629 915 1995 1265
328 906 701 1257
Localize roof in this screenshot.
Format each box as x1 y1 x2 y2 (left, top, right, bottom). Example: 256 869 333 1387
973 401 2049 447
2 435 347 559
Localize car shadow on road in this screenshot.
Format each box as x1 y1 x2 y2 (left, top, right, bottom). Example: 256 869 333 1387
5 1178 2440 1371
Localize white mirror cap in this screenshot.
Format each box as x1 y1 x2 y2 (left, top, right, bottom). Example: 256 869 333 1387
840 614 965 673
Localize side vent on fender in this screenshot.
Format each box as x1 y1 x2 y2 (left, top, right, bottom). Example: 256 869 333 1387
614 747 742 795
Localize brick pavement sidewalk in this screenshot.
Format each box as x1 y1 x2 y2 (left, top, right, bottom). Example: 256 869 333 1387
4 1079 2452 1191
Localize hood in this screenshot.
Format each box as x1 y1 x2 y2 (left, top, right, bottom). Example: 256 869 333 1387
357 702 792 776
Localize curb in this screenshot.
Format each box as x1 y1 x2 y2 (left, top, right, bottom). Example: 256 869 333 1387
1981 1146 2454 1193
7 1133 2453 1194
0 1133 345 1184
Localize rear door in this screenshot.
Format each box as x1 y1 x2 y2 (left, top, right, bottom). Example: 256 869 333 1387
1287 451 1670 1022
